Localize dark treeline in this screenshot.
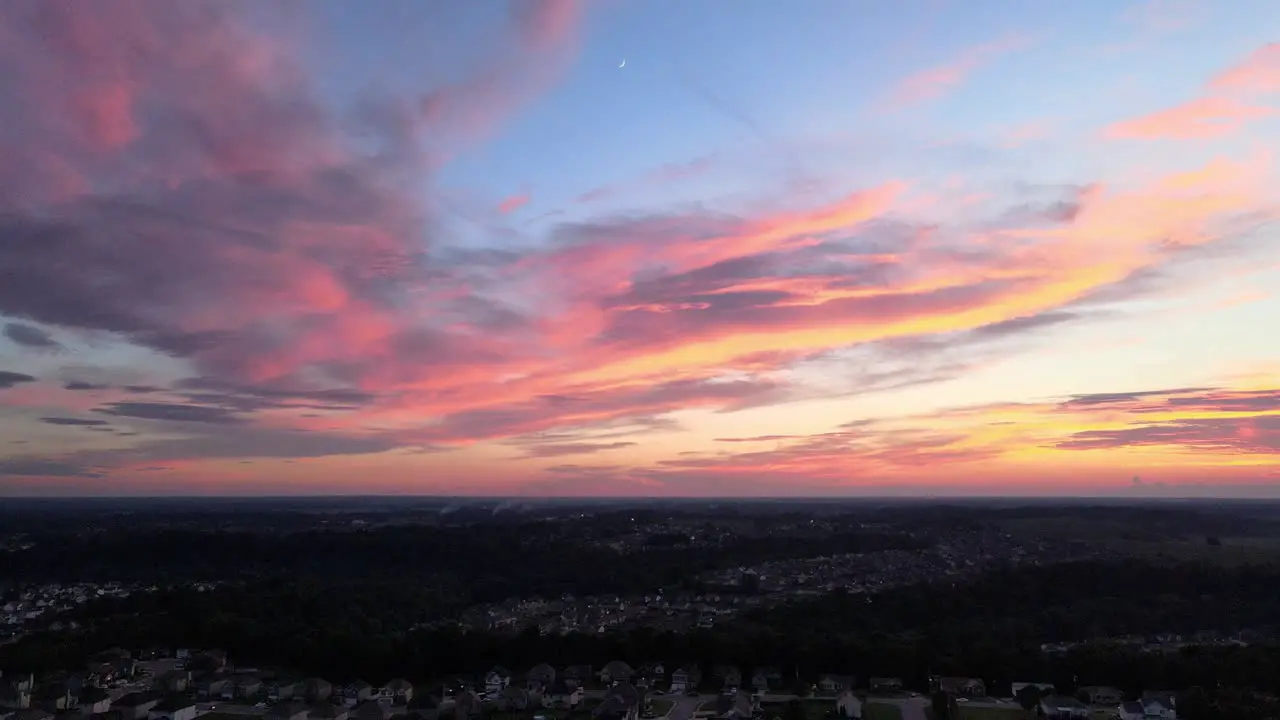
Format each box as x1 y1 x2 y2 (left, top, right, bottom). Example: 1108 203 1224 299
3 560 1279 696
0 518 924 613
756 560 1280 644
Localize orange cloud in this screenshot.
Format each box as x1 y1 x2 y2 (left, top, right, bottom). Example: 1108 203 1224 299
629 384 1279 493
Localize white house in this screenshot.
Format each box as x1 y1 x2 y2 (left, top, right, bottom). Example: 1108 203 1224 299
836 690 863 719
669 669 694 694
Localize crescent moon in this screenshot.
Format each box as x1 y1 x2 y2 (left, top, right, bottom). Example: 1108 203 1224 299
618 59 626 68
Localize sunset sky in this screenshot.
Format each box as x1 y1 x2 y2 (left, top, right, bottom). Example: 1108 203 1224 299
0 0 1277 497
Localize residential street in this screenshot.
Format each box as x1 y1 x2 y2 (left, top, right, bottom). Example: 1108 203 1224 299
664 695 704 720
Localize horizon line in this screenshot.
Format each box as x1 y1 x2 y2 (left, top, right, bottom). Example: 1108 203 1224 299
1 494 1277 502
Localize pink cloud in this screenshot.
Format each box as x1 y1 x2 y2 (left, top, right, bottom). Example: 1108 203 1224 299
1104 96 1276 140
498 193 531 214
999 120 1054 148
0 0 585 409
1105 42 1280 141
416 0 585 162
885 35 1031 109
1210 43 1280 95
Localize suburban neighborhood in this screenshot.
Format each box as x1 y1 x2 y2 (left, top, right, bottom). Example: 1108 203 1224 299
0 649 1182 720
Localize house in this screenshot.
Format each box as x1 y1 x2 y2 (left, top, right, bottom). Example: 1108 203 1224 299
869 678 903 694
544 680 581 710
343 682 374 706
269 681 302 702
310 703 350 720
1079 688 1125 706
304 679 333 703
115 693 161 720
496 687 533 712
836 690 862 720
267 702 311 720
525 664 556 691
1040 696 1090 719
600 662 635 685
1132 693 1176 720
934 677 985 698
817 676 854 695
669 667 700 694
148 698 198 720
383 679 413 706
562 666 594 689
484 668 510 695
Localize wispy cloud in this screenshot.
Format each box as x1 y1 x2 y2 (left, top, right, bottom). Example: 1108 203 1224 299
884 35 1031 110
1105 96 1276 140
498 193 531 214
1105 43 1280 140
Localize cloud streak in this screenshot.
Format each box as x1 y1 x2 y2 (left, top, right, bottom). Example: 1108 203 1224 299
1105 43 1280 140
884 35 1031 109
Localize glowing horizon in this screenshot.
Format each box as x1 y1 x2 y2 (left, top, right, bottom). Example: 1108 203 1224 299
0 0 1277 497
